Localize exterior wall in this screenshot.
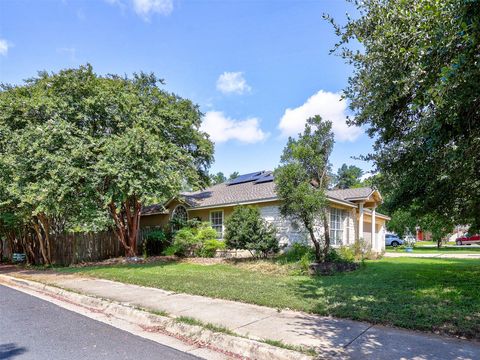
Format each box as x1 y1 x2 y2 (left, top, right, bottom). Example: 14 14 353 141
259 204 309 246
361 215 387 252
139 198 387 253
259 203 355 248
140 213 169 228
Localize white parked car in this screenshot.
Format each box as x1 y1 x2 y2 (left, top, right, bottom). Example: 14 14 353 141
385 234 404 247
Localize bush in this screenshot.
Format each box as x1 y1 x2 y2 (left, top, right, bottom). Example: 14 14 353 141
165 222 225 257
224 206 279 258
276 243 316 275
142 229 168 257
353 238 373 260
278 243 315 263
198 239 226 257
169 228 200 256
337 245 356 263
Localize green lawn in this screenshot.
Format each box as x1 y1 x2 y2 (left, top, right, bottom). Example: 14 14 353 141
386 245 480 254
59 257 480 340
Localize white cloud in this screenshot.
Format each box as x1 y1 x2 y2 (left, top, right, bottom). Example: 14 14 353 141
105 0 173 19
216 72 251 95
278 90 361 142
132 0 173 18
201 111 268 144
0 39 9 56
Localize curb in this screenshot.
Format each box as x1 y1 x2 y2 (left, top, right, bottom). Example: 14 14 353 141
0 274 315 360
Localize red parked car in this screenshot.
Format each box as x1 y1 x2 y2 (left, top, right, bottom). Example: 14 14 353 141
456 233 480 245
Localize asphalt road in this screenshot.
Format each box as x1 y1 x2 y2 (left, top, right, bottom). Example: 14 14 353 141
0 285 199 360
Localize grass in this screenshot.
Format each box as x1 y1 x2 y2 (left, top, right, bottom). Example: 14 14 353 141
386 245 480 254
262 339 317 356
58 257 480 340
175 316 317 355
175 316 237 336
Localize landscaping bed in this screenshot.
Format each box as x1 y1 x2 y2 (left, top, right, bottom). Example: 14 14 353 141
57 257 480 340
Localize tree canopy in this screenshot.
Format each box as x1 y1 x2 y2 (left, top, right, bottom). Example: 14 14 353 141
209 172 227 185
334 164 363 189
274 115 334 262
327 0 480 230
0 65 214 261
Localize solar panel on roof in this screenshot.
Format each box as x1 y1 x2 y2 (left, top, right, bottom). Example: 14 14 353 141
227 171 265 185
254 174 274 184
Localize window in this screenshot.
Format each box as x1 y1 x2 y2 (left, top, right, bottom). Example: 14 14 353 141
210 210 224 238
171 205 188 231
330 208 345 245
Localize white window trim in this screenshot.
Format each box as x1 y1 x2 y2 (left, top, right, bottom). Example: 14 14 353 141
330 207 345 246
209 210 224 239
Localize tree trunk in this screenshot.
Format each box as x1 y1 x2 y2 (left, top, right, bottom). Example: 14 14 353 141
322 210 331 260
32 219 50 265
307 225 322 262
23 231 36 265
109 196 142 257
7 232 15 262
37 213 52 263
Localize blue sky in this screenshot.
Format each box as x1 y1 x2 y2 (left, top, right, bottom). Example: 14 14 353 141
0 0 374 178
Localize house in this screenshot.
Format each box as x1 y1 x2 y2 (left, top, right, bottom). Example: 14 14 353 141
141 171 390 253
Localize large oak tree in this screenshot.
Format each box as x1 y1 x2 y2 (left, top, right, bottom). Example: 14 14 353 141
327 0 480 230
0 65 213 260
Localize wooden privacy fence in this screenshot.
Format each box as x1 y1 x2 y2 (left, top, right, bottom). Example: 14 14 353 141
0 229 161 265
0 228 160 266
50 231 124 265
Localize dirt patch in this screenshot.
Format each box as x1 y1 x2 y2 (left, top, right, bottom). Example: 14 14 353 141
71 256 178 268
180 258 228 265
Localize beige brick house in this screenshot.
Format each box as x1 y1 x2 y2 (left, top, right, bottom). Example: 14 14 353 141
141 171 389 253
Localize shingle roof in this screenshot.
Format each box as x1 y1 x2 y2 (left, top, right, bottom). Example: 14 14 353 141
181 180 277 208
142 203 167 216
180 177 375 209
326 187 374 201
141 171 379 215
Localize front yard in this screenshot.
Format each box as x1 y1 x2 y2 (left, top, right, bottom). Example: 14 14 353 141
386 245 480 254
59 257 480 340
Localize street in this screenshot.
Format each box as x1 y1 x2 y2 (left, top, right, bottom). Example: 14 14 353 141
0 285 199 360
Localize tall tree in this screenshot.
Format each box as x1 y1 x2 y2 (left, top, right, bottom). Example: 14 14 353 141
274 115 334 262
210 172 227 185
327 0 480 230
334 164 363 189
0 65 214 259
228 171 240 180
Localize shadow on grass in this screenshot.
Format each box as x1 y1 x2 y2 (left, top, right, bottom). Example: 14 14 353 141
292 258 480 340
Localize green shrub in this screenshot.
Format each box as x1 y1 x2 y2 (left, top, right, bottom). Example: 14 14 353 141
278 243 315 263
224 206 279 258
142 229 168 257
337 245 356 263
196 225 218 243
276 243 316 275
324 249 343 263
353 238 373 260
168 228 200 256
164 222 223 257
198 239 226 257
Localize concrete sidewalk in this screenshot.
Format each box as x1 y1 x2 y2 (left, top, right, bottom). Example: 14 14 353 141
4 268 480 360
384 252 480 259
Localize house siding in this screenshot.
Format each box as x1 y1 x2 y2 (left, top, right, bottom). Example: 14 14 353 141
259 204 356 247
140 198 387 253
